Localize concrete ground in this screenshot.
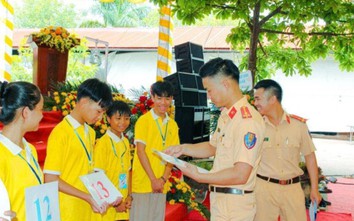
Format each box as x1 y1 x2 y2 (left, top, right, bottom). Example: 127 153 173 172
313 137 354 177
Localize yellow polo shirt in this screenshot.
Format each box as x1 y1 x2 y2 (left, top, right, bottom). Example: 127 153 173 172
132 109 180 193
0 134 43 221
94 129 131 221
44 115 96 221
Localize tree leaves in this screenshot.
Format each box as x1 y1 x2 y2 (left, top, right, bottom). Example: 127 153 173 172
152 0 354 81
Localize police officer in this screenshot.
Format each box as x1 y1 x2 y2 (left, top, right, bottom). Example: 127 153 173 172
253 79 322 221
166 58 265 221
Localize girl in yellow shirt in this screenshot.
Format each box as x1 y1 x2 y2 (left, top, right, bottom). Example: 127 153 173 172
0 81 44 221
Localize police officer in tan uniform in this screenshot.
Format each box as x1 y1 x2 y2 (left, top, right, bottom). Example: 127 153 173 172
253 79 322 221
166 58 265 221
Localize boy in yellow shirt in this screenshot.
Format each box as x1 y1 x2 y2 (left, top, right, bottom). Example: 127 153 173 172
43 78 115 221
94 100 133 221
130 81 180 221
0 81 44 221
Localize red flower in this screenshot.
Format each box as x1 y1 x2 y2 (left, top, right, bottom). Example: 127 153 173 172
139 105 146 112
139 96 147 103
131 107 138 114
147 99 154 107
170 188 176 194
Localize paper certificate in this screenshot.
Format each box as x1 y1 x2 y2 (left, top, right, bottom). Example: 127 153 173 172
309 200 317 221
25 181 60 221
80 171 123 206
153 150 209 174
0 179 10 219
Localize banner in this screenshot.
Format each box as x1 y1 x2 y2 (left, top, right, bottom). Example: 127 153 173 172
156 5 173 81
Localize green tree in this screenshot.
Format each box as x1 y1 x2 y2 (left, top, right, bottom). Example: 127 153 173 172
152 0 354 82
88 0 152 27
14 0 79 28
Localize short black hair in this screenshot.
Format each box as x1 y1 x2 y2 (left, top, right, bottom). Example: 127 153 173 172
199 57 240 83
254 79 283 103
106 100 131 117
150 81 174 97
0 81 41 125
77 78 112 109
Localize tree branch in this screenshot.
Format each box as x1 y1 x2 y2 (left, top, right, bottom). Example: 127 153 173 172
258 40 267 56
260 28 354 36
259 6 282 26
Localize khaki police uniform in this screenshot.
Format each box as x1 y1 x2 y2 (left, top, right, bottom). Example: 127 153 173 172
255 112 316 221
209 96 265 221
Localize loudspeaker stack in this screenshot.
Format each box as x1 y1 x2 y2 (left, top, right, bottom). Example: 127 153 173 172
164 42 210 144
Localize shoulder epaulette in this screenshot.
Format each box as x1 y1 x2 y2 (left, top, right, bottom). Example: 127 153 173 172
241 106 252 119
289 114 307 123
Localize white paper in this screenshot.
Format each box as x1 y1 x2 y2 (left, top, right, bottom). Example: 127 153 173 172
0 179 10 219
25 181 60 221
309 200 317 221
153 150 209 174
80 171 123 207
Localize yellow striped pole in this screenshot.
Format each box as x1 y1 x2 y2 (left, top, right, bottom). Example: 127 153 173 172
156 5 173 82
0 0 14 81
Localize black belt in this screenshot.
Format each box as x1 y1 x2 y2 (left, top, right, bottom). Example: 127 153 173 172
209 186 253 195
257 174 300 185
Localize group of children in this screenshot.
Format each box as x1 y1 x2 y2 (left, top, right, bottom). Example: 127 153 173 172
0 79 178 221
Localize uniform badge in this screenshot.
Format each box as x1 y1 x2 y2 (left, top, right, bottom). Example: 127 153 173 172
289 114 307 123
244 132 257 149
228 107 237 119
241 106 252 118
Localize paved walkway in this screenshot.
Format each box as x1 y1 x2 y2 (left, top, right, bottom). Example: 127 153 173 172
313 138 354 177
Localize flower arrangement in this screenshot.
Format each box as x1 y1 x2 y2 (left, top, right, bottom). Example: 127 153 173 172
44 83 175 140
30 26 80 53
165 174 210 220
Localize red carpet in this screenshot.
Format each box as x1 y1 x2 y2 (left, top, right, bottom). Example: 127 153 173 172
327 178 354 221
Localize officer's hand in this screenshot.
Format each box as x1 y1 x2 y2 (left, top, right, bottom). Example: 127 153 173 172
164 145 184 157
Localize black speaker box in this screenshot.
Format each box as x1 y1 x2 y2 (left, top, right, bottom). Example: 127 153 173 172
175 42 204 60
176 58 204 74
164 72 207 107
175 107 210 144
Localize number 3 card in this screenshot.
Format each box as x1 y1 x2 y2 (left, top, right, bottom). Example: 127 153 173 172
25 181 60 221
80 171 122 206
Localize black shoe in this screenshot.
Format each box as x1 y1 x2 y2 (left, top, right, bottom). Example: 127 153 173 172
319 188 333 194
319 199 332 209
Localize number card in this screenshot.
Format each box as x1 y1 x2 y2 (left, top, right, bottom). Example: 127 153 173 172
25 181 60 221
0 179 10 219
80 171 122 206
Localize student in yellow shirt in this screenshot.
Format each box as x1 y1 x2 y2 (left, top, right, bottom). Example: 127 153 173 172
94 100 133 221
130 81 180 221
43 78 116 221
0 81 44 221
